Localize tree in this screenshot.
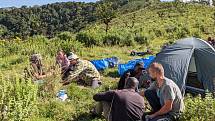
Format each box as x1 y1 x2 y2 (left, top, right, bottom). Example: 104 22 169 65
0 25 7 38
97 2 116 33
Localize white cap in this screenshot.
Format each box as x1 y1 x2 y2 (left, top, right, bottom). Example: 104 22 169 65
68 53 79 60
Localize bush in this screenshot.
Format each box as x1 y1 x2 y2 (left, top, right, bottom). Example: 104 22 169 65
103 34 121 46
134 34 149 45
180 93 215 121
76 32 101 47
0 74 38 121
120 34 135 46
56 32 75 41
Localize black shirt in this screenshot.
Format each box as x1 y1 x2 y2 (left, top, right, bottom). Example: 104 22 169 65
93 89 145 121
118 69 136 90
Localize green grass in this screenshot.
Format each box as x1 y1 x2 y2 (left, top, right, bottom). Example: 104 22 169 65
1 2 215 121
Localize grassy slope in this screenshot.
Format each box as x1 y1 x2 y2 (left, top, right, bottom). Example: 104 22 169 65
85 2 215 45
1 2 215 121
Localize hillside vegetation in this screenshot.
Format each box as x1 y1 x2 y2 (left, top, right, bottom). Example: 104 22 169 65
0 1 215 121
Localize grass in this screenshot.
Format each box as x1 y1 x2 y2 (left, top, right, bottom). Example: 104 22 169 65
1 2 215 120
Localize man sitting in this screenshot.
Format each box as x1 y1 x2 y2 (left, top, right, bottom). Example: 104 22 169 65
56 50 69 73
93 77 145 121
118 62 150 90
25 54 52 83
140 63 185 121
62 52 101 88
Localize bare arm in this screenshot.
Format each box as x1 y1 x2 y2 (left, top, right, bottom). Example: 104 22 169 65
150 100 173 118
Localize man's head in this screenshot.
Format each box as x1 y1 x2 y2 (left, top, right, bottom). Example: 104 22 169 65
30 54 42 66
125 77 139 89
208 37 212 41
68 53 79 65
134 62 145 74
57 50 65 59
148 62 164 81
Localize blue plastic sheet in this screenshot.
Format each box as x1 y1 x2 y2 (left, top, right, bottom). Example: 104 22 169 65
91 56 119 71
91 59 109 71
118 56 155 76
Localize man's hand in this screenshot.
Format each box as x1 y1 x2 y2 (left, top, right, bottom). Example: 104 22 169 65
139 90 145 97
148 114 156 119
150 99 173 118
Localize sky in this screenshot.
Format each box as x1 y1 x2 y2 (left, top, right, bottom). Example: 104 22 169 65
0 0 99 8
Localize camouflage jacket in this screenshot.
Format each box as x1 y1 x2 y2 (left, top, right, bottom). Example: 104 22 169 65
67 60 100 84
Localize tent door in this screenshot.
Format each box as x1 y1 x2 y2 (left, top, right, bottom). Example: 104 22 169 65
186 54 205 94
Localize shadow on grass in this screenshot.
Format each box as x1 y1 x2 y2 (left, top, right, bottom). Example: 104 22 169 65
72 112 104 121
105 70 119 78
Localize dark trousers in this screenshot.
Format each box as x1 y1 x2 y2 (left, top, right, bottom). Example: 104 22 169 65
144 89 161 113
144 89 178 121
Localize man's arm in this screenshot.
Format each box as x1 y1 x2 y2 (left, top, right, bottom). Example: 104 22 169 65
149 85 175 118
93 91 115 102
149 100 173 118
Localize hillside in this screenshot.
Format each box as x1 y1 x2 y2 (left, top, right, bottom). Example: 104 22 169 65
79 2 215 50
1 1 215 121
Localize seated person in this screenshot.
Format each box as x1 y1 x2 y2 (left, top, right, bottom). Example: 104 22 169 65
56 50 69 73
62 52 101 88
24 54 52 83
118 62 150 90
140 63 185 121
93 77 145 121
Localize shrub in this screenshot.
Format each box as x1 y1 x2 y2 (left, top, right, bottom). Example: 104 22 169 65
120 34 135 46
0 74 38 121
134 34 149 45
180 93 215 121
103 34 121 46
76 32 100 47
56 32 75 41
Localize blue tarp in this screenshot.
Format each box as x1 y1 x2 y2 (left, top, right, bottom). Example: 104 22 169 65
118 56 155 76
91 57 119 71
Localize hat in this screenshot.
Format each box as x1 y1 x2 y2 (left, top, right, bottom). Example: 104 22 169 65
30 54 42 62
135 62 145 70
68 52 79 60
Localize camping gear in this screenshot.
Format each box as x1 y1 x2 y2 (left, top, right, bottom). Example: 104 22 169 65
104 56 119 68
91 59 109 71
151 37 215 95
118 56 155 76
130 50 153 56
91 57 119 71
57 90 68 101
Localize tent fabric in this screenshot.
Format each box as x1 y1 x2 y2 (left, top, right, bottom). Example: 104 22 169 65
118 56 155 76
91 57 119 71
152 37 215 94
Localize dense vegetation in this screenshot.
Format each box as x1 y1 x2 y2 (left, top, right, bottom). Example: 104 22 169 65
1 0 215 121
0 0 132 39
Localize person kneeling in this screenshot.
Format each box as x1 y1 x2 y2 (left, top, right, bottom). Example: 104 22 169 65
93 77 145 121
62 52 101 88
140 63 185 121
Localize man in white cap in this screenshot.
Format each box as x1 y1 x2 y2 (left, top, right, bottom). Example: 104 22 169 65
62 52 101 88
